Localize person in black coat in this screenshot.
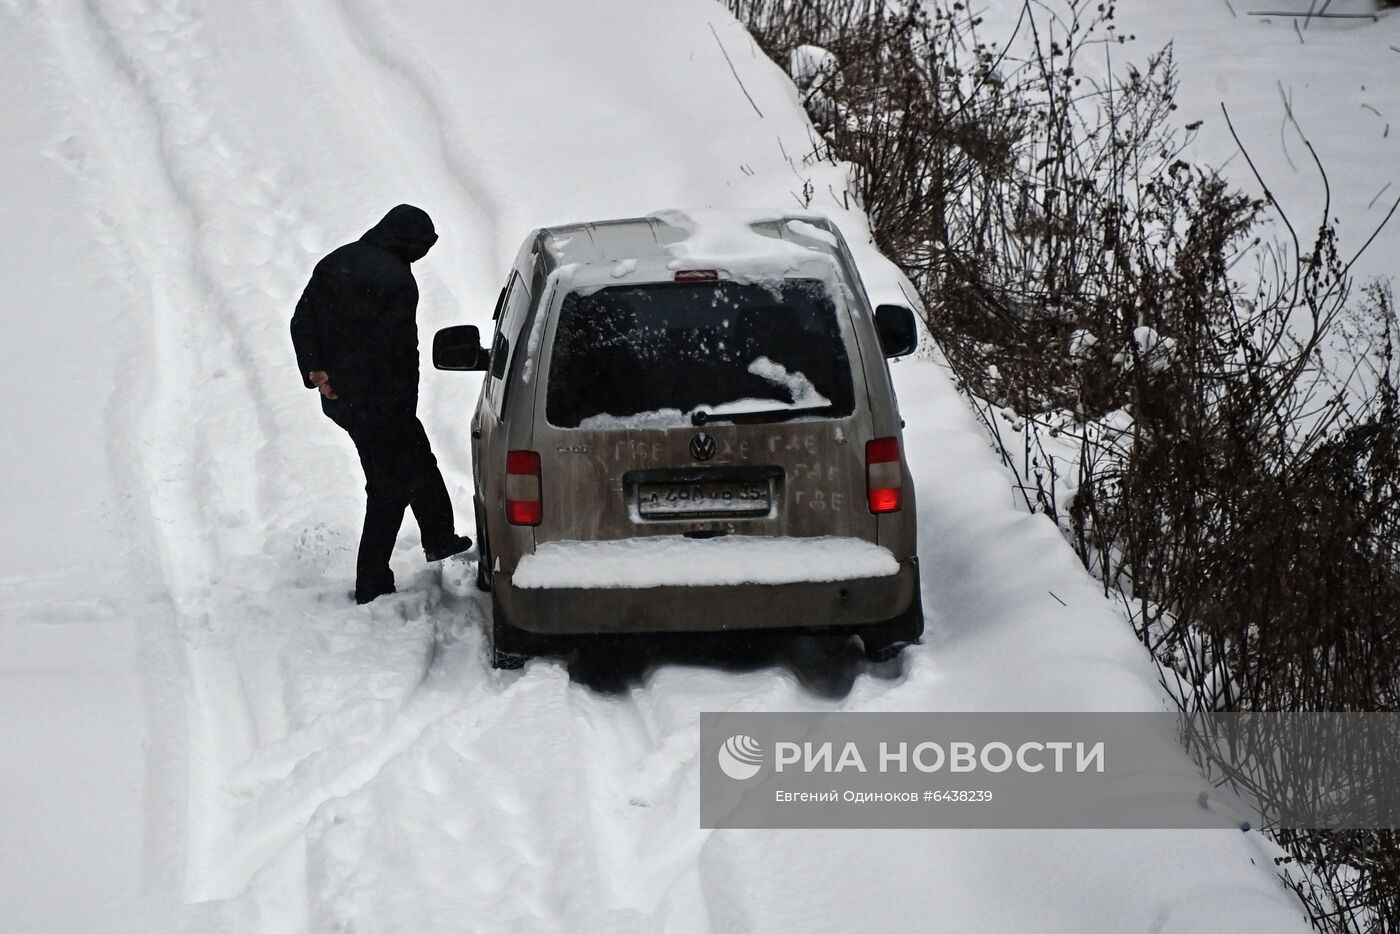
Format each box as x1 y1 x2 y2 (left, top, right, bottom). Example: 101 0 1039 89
291 204 470 604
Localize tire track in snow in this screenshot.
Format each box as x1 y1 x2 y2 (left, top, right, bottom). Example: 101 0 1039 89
24 0 264 899
299 642 876 930
323 0 506 264
203 608 476 899
33 0 483 905
35 0 219 604
67 0 329 899
559 689 717 930
177 0 509 905
84 0 284 552
4 0 195 912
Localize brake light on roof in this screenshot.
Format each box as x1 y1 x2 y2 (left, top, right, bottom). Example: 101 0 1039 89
674 269 720 282
505 450 542 526
866 438 903 514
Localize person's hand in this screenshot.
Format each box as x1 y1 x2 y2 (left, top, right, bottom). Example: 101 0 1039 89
309 370 338 399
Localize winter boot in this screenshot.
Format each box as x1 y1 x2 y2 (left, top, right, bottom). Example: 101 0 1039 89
424 533 473 563
354 580 397 605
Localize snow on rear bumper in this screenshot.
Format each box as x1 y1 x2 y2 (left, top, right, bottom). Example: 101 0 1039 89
499 537 916 635
514 535 899 590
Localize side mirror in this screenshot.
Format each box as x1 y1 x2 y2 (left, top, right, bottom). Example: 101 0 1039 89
874 304 918 358
433 325 490 371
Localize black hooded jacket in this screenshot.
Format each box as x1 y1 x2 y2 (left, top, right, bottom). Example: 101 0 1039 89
290 205 439 419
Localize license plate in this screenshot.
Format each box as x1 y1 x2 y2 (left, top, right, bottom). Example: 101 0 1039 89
637 481 772 518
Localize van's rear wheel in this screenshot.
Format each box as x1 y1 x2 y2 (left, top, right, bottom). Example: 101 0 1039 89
859 562 924 662
490 599 549 670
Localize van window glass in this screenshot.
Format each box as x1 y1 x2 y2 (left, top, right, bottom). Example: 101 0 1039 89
545 279 855 429
487 272 530 414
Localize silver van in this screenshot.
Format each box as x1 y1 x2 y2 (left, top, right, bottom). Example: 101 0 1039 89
433 212 923 668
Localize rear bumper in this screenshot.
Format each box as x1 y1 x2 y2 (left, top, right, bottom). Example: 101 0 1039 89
496 558 919 635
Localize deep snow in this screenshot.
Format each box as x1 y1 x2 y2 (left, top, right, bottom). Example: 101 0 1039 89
2 0 1374 931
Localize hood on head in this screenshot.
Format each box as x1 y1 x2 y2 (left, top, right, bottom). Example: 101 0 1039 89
362 204 438 263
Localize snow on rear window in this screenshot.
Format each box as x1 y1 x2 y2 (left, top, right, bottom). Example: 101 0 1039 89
545 279 855 429
747 356 829 408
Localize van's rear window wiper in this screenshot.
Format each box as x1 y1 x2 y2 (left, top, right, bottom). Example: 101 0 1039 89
692 404 834 426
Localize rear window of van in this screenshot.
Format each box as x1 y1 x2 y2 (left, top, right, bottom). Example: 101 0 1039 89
545 279 856 429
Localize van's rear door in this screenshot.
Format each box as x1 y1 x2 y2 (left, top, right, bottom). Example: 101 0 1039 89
529 276 875 546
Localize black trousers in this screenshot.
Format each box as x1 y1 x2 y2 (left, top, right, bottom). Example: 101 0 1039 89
327 404 455 594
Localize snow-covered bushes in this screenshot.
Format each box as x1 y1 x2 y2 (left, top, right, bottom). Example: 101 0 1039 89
731 0 1399 930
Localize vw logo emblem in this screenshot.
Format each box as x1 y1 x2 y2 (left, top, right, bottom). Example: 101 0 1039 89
690 432 717 461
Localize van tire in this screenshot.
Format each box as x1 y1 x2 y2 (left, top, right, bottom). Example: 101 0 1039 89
492 647 528 671
490 599 547 670
859 562 924 662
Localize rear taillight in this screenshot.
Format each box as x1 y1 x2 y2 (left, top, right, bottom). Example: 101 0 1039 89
866 437 903 514
506 450 542 526
674 269 719 282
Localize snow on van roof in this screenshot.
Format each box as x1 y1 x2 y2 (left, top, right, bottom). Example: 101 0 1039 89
540 209 848 281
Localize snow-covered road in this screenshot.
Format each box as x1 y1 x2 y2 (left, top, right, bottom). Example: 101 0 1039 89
1 0 1327 931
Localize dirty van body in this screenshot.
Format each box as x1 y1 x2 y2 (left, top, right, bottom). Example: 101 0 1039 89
433 211 923 669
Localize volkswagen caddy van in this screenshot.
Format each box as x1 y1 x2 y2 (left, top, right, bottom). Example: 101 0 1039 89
433 212 923 668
